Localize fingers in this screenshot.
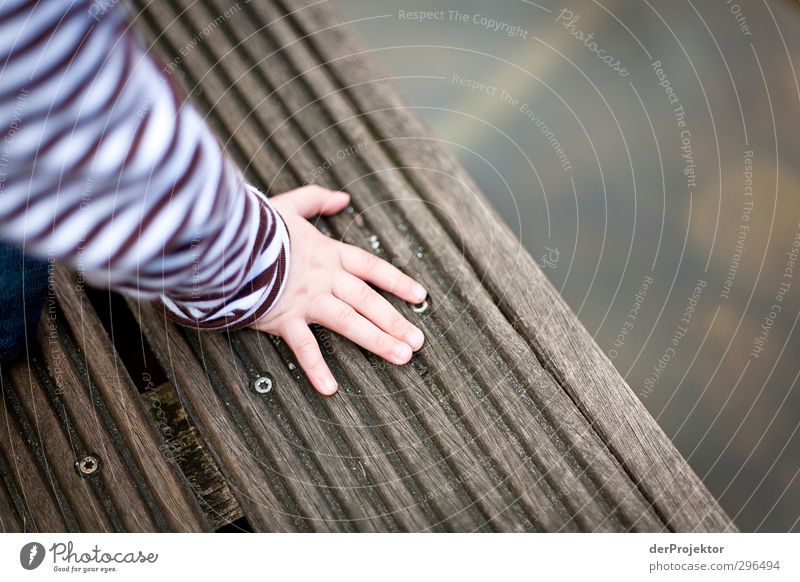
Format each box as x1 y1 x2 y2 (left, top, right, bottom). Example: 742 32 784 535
313 296 414 365
280 185 350 218
283 319 338 396
342 246 427 304
333 272 424 350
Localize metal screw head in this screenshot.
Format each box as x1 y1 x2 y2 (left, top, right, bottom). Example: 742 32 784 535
254 375 273 394
76 455 99 476
411 299 429 314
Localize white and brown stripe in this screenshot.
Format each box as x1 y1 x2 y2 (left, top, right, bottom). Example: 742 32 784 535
0 0 291 330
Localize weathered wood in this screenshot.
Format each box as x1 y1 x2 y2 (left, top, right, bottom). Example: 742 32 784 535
0 267 209 532
283 0 736 531
0 0 735 533
117 0 736 531
139 382 243 529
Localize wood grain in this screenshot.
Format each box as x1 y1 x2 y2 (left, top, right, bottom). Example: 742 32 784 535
139 381 243 529
0 267 209 532
120 0 735 531
0 0 735 532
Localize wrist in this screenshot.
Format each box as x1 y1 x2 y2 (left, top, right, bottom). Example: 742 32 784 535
158 184 291 331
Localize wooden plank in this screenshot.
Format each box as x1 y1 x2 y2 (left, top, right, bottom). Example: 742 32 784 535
118 0 733 531
279 0 736 531
128 305 339 532
0 267 209 532
218 0 667 531
0 376 70 532
0 473 24 532
139 382 243 529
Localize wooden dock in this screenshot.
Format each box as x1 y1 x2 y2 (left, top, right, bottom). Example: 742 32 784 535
0 0 736 532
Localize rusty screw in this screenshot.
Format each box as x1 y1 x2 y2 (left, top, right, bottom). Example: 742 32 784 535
76 455 100 476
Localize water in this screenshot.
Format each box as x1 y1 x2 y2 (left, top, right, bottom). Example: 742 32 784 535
337 0 800 531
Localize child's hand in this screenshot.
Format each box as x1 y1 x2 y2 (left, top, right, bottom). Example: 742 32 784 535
250 186 427 396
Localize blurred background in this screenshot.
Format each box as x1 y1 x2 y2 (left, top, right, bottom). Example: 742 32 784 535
335 0 800 531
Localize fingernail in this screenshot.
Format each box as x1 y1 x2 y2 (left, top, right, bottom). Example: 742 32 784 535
406 327 425 351
393 343 413 364
412 285 427 303
321 377 338 395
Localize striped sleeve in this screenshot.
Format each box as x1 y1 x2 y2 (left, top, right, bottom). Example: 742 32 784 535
0 0 291 330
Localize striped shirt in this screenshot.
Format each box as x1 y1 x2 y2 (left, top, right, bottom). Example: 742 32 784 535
0 0 291 330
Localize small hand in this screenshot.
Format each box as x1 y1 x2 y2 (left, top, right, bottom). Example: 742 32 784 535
250 185 427 396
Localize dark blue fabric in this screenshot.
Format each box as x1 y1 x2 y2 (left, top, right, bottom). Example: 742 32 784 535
0 243 50 364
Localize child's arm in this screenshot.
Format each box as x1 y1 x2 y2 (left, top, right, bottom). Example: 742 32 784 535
1 0 289 329
0 0 425 395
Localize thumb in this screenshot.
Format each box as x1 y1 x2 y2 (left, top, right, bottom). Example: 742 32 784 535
285 185 350 218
